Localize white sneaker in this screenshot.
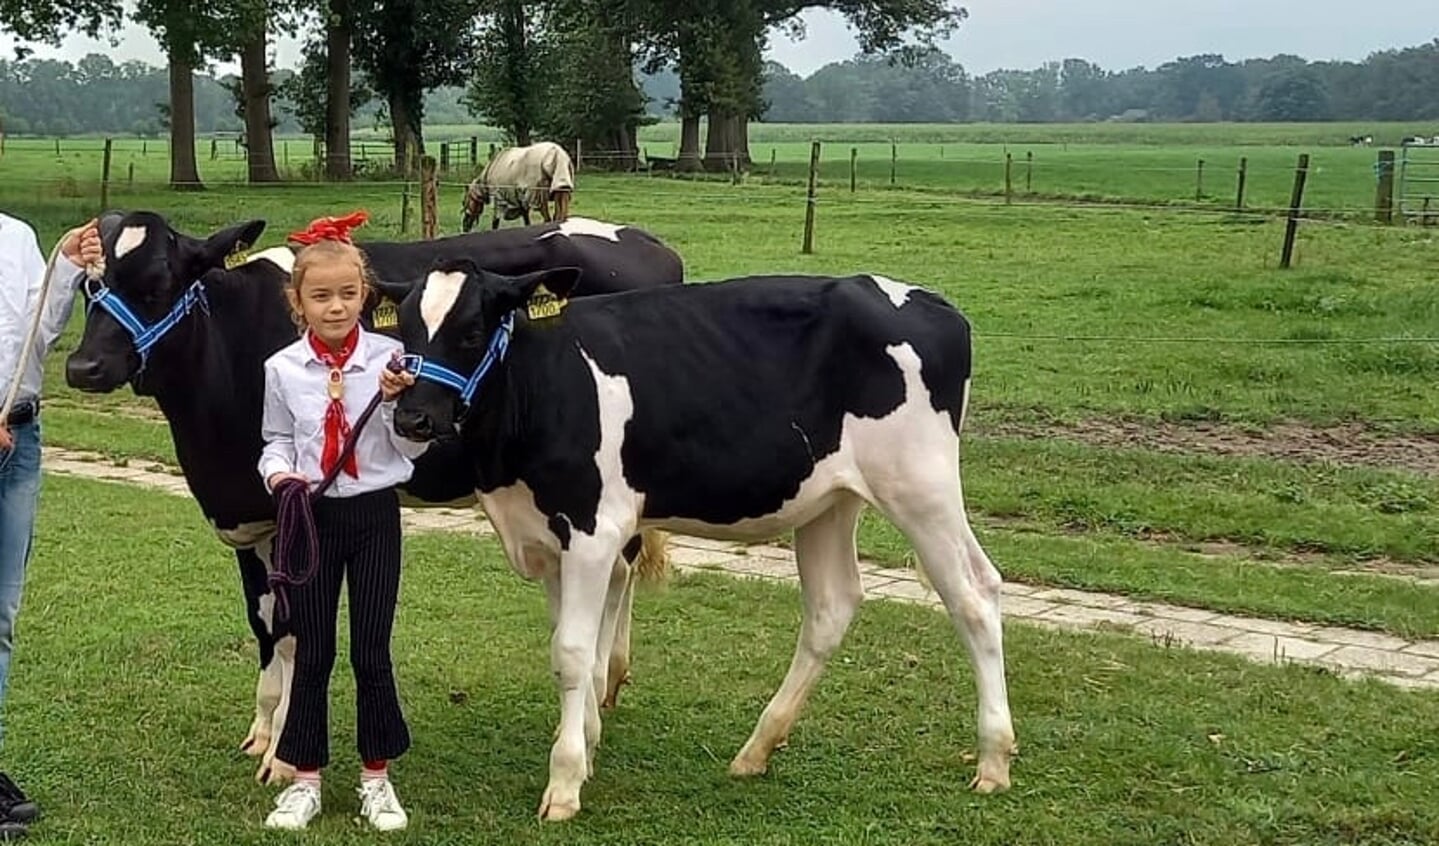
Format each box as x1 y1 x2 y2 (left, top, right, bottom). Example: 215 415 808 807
265 781 322 830
358 778 409 832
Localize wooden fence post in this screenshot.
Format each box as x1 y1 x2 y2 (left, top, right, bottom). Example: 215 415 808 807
55 138 60 156
488 142 496 161
575 138 582 172
1375 150 1395 224
770 147 777 175
401 182 412 235
99 138 113 213
440 143 450 173
802 140 821 255
127 161 134 186
850 146 857 193
1279 153 1310 269
1004 153 1013 204
1195 158 1205 201
1025 150 1033 192
1235 156 1248 211
890 140 897 186
421 156 438 240
210 137 218 160
470 136 478 167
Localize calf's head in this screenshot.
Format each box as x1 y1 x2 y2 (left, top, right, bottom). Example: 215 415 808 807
393 259 581 441
65 212 265 392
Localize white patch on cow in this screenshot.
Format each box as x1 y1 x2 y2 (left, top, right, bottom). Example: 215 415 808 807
420 270 466 340
480 481 564 581
245 246 295 275
114 226 148 259
580 348 643 527
869 274 915 308
536 217 625 243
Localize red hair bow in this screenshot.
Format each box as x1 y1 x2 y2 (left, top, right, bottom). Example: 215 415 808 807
287 210 370 245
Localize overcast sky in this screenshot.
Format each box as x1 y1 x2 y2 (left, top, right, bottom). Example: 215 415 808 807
2 1 1435 78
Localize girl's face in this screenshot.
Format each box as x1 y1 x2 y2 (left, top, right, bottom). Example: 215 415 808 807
291 261 365 348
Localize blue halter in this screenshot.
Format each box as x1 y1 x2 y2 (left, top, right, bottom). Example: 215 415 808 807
83 275 210 366
400 312 515 407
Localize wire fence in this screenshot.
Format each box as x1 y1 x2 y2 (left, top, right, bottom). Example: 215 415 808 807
7 133 1436 226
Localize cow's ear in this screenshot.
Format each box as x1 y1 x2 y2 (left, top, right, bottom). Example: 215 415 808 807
193 219 267 274
493 266 582 313
369 274 413 306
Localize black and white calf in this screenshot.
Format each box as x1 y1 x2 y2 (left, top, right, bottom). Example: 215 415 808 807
63 212 684 784
391 263 1016 820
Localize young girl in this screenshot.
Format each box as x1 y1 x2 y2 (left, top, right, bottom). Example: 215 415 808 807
257 213 425 831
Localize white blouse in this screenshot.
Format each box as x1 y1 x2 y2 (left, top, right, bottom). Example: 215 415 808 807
258 328 430 497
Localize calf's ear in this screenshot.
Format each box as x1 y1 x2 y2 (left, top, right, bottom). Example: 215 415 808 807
488 266 583 317
188 219 267 277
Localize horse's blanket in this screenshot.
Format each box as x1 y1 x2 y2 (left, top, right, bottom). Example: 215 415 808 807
468 141 575 220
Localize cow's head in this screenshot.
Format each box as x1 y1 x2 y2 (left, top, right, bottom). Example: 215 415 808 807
461 179 488 232
66 212 265 392
392 259 581 441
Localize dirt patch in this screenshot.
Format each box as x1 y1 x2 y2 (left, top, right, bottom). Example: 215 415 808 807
976 514 1439 583
974 417 1439 478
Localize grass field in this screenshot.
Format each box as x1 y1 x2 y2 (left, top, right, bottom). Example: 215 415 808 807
14 474 1439 844
4 123 1439 841
9 117 1439 217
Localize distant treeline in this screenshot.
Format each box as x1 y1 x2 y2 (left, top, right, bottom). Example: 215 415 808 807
2 39 1436 137
760 41 1439 124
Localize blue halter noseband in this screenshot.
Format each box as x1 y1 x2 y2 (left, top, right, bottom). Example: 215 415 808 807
399 311 514 407
83 275 210 367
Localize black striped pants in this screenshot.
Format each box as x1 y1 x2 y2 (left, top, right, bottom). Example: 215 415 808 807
275 487 411 769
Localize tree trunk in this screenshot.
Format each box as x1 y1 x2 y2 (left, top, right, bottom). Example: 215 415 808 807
324 0 352 180
702 110 734 172
388 92 421 176
703 111 754 173
240 24 279 183
167 45 203 190
678 113 701 172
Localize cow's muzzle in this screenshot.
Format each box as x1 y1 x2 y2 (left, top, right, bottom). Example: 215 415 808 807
64 353 129 393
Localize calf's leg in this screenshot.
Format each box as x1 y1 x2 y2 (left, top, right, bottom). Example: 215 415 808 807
731 494 865 776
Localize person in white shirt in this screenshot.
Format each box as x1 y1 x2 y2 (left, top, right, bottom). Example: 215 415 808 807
0 213 101 838
256 216 426 832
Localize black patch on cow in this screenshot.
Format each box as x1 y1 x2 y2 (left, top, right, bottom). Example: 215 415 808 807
621 535 642 563
237 546 280 666
548 514 573 550
429 273 970 532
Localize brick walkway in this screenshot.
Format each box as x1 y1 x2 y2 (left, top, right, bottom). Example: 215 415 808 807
42 447 1439 691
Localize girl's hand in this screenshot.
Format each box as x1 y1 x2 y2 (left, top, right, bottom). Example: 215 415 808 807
268 471 309 490
380 363 415 401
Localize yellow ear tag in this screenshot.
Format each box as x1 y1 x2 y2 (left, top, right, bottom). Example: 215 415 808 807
526 284 567 320
223 247 251 270
372 298 399 329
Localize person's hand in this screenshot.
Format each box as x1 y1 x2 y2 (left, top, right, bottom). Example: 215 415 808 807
380 358 416 401
0 425 12 452
267 471 308 491
60 219 102 269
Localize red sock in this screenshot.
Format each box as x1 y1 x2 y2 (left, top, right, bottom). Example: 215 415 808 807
361 760 388 781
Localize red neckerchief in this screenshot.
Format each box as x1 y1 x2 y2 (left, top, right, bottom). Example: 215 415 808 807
307 326 361 480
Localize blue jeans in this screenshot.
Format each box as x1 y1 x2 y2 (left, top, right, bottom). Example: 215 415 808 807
0 420 40 748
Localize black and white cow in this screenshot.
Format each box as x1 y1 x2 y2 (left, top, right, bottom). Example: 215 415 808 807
63 212 684 784
389 262 1016 820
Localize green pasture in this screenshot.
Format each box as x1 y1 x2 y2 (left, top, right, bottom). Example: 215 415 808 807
12 474 1439 844
6 124 1439 841
8 117 1439 217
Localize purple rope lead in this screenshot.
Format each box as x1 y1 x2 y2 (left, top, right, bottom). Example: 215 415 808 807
267 359 403 622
